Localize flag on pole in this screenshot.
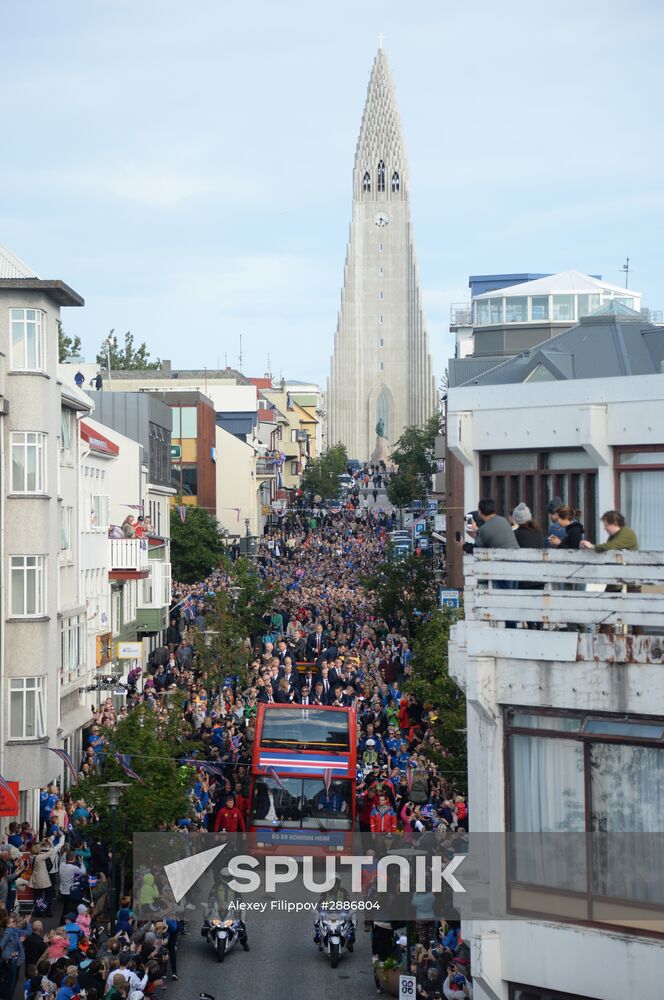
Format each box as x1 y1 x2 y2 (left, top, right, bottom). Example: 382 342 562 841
178 505 186 524
48 748 79 785
323 768 333 796
116 754 145 784
181 595 196 621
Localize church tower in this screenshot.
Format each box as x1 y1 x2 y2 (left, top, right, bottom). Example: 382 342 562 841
327 45 436 460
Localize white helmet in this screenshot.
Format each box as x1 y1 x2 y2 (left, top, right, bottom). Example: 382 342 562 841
365 738 376 748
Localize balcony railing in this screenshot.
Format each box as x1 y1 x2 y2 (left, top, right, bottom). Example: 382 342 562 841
450 302 473 326
255 458 276 477
110 538 149 572
463 549 664 631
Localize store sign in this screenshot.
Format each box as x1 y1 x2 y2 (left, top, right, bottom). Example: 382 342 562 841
96 632 113 667
116 641 144 659
0 781 19 817
440 589 461 609
170 444 181 459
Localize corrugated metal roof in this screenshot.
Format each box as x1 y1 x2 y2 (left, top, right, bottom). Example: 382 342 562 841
448 357 505 387
0 244 38 279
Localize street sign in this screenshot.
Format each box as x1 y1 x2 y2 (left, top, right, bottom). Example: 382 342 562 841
398 975 416 999
414 520 426 535
170 444 181 459
427 500 438 512
116 641 144 659
440 588 461 609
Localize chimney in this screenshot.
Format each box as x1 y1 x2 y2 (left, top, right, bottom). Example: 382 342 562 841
162 359 171 375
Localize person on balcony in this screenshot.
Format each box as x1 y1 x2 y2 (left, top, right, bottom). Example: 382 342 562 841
121 515 136 538
547 506 584 549
580 510 638 552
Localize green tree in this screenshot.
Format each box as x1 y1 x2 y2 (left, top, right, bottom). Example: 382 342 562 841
72 701 195 868
230 555 281 643
57 319 82 362
170 504 225 583
362 553 438 633
96 329 160 370
386 412 440 510
406 609 467 790
300 442 348 499
192 587 252 695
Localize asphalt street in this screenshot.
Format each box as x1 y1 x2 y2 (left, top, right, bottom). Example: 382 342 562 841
170 912 380 1000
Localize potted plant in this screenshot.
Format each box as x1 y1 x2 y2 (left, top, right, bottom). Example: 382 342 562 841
375 956 401 996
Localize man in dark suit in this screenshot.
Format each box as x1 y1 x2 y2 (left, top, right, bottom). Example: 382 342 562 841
300 666 316 691
316 664 332 702
305 623 325 660
299 684 313 706
289 630 307 662
311 681 327 706
281 661 301 692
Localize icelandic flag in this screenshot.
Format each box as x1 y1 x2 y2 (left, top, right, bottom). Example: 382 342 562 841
181 595 196 621
116 753 144 784
48 748 79 785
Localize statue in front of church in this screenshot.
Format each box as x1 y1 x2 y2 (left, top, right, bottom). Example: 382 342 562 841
372 416 389 464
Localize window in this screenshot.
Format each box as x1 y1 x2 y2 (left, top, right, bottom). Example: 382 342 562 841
577 293 600 317
391 171 399 193
380 338 384 347
379 290 383 300
291 429 299 443
616 448 664 549
506 709 664 925
489 298 503 324
181 464 198 496
552 294 575 321
60 409 74 465
480 450 597 538
180 406 197 438
378 267 383 276
10 555 46 616
10 308 45 371
9 677 45 739
60 506 73 561
149 422 171 486
11 432 46 493
377 160 385 192
92 493 109 529
290 461 299 476
530 295 549 321
379 361 384 370
362 171 371 192
475 300 489 325
61 614 85 682
378 242 383 252
505 297 528 323
379 314 383 324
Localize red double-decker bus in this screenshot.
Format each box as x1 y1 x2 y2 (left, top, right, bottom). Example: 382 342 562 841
249 703 357 851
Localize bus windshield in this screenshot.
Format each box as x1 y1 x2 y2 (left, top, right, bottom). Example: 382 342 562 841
260 708 350 752
250 776 353 830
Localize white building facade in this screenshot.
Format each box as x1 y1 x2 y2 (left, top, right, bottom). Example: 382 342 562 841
447 372 664 1000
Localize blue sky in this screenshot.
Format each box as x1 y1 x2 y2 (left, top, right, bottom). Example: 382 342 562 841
2 0 663 386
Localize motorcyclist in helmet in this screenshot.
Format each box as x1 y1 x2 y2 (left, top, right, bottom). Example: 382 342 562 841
204 866 249 950
313 876 356 948
361 738 380 771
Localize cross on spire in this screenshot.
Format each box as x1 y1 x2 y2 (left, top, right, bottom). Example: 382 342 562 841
378 32 385 49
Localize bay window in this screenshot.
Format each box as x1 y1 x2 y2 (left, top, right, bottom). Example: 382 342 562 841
10 555 46 616
10 308 45 371
9 677 45 739
11 432 46 493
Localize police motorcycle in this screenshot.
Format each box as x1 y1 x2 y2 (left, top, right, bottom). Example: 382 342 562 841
313 878 357 969
201 868 250 963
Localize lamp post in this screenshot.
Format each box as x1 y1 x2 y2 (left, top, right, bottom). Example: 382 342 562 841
99 781 129 931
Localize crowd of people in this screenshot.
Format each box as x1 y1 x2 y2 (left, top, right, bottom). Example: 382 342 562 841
0 475 471 1000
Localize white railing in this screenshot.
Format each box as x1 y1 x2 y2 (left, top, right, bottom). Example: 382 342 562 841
109 538 149 572
463 550 664 629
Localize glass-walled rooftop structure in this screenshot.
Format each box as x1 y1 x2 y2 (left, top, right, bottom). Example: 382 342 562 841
473 270 641 327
